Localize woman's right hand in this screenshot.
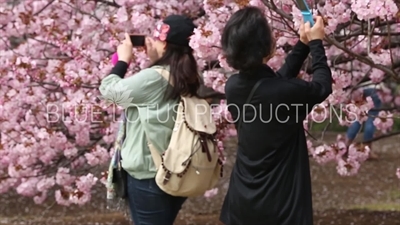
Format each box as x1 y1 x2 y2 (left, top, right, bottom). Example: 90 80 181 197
117 33 133 63
304 16 325 41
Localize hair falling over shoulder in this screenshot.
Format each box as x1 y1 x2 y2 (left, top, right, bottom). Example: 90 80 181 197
151 43 201 100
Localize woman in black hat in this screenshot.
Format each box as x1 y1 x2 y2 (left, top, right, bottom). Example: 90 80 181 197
100 15 199 225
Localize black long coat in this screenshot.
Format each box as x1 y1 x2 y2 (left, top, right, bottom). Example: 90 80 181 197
220 39 333 225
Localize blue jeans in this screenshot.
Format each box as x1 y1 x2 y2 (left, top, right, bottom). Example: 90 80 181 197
126 174 187 225
346 88 382 142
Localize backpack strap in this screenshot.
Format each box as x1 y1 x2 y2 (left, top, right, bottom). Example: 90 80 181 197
153 67 173 86
143 67 173 169
237 78 266 132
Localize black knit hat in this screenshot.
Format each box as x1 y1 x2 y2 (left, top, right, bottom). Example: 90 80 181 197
153 15 196 46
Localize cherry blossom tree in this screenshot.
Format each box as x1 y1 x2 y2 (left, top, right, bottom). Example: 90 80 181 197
1 0 399 205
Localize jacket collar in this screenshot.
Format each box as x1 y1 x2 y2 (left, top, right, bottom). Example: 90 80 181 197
238 64 276 80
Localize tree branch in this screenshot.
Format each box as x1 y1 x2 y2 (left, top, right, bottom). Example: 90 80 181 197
323 36 399 81
259 0 400 82
362 131 400 143
93 0 120 7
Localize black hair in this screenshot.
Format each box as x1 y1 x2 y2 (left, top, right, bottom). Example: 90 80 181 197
151 43 201 100
221 6 275 71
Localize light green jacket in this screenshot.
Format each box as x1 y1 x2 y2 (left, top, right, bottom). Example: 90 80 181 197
99 65 178 179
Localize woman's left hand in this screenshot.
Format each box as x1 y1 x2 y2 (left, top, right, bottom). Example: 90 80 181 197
298 23 309 45
117 33 133 63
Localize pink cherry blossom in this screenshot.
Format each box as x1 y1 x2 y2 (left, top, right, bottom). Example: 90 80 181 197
56 168 76 186
75 173 98 193
351 0 398 21
204 188 219 198
336 158 360 176
369 69 385 83
190 22 221 60
0 178 17 194
36 177 56 192
85 146 110 166
395 93 400 106
309 102 330 123
379 86 393 103
312 145 336 164
55 189 72 206
33 191 48 205
16 178 40 197
331 139 348 161
332 71 352 89
373 111 394 133
347 144 370 162
203 70 227 94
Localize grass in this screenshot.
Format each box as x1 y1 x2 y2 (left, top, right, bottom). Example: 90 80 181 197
347 189 400 212
388 189 400 199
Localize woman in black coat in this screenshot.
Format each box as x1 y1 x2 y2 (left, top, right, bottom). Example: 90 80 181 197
219 6 332 225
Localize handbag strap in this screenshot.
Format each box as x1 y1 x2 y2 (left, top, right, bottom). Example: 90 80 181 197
114 113 127 165
237 78 266 132
119 113 127 148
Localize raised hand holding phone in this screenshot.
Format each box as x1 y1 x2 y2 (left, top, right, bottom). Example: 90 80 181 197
298 22 308 44
296 0 314 27
111 34 146 65
113 33 133 65
304 16 325 41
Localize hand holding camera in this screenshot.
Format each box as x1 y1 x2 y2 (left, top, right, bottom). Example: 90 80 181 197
112 33 146 65
116 33 134 64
